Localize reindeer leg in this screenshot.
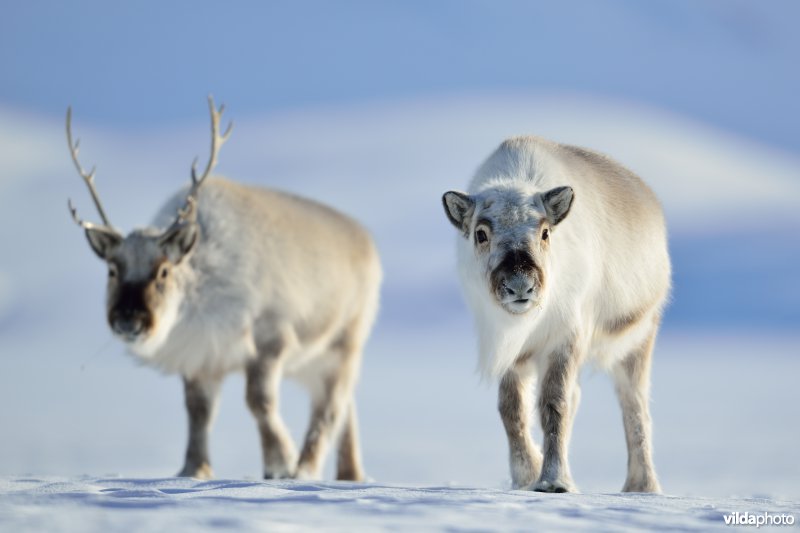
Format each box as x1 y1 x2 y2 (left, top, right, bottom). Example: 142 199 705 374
533 340 581 493
335 401 365 481
499 367 542 489
295 338 362 480
246 337 298 480
177 376 221 479
612 328 662 493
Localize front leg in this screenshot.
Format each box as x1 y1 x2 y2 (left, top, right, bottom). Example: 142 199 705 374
534 341 580 493
178 376 221 479
498 368 542 489
246 338 298 480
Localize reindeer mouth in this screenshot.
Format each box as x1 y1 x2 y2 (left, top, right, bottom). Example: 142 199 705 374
501 296 536 315
493 274 539 315
112 326 148 344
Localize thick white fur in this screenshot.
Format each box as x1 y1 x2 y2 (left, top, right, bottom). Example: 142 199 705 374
128 177 382 382
93 175 381 482
457 137 670 379
453 136 669 493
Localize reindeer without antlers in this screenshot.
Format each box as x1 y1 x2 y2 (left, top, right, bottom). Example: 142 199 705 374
67 97 382 481
443 136 670 493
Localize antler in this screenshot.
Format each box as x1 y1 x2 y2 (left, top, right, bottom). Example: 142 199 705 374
66 107 114 229
188 95 233 198
166 96 232 230
68 198 105 230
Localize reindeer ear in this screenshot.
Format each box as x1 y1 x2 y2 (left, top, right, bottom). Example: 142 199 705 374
85 227 122 259
159 222 198 263
541 186 574 226
442 191 475 234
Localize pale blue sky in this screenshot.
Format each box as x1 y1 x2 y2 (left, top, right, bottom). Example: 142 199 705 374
2 0 799 153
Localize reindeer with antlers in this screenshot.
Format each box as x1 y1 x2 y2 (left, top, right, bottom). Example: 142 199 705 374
67 97 382 481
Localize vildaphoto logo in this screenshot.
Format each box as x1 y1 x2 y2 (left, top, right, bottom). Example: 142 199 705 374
723 511 795 527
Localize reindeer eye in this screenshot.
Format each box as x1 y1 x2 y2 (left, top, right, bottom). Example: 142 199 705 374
159 265 169 279
108 265 117 278
541 228 549 241
475 228 488 244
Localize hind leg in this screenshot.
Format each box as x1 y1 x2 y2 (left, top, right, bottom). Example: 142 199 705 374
336 402 365 481
295 326 364 481
294 354 360 480
612 328 662 493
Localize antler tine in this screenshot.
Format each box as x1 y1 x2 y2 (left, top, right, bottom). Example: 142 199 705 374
66 107 113 228
67 198 102 231
189 95 234 194
162 194 198 235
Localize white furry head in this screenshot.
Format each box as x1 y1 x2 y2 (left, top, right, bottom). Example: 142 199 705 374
443 181 573 315
82 224 198 357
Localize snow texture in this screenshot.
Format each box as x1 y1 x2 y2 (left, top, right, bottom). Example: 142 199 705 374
1 477 798 532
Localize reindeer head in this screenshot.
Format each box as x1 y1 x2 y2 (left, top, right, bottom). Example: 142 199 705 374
443 184 574 315
67 97 232 355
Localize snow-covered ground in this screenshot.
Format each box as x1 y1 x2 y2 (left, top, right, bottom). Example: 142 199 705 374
2 477 798 532
1 96 799 530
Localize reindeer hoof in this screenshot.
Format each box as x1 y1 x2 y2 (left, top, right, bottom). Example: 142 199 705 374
533 478 574 493
177 462 214 480
293 465 322 481
263 471 293 480
622 478 661 493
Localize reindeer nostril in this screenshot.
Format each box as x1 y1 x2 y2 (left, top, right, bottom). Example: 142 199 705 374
110 308 149 337
500 275 535 300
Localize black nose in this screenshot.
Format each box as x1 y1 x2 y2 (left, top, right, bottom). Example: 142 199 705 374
110 308 148 336
502 275 535 300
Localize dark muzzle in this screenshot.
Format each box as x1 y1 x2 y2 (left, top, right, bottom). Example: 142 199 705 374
109 307 151 337
491 248 541 303
108 282 153 338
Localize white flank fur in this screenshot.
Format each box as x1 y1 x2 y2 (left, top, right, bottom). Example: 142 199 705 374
122 177 382 382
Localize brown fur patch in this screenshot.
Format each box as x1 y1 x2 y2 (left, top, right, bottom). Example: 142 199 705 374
538 356 573 438
498 369 541 488
245 337 285 416
498 372 525 437
336 404 364 481
603 308 646 336
533 340 581 492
